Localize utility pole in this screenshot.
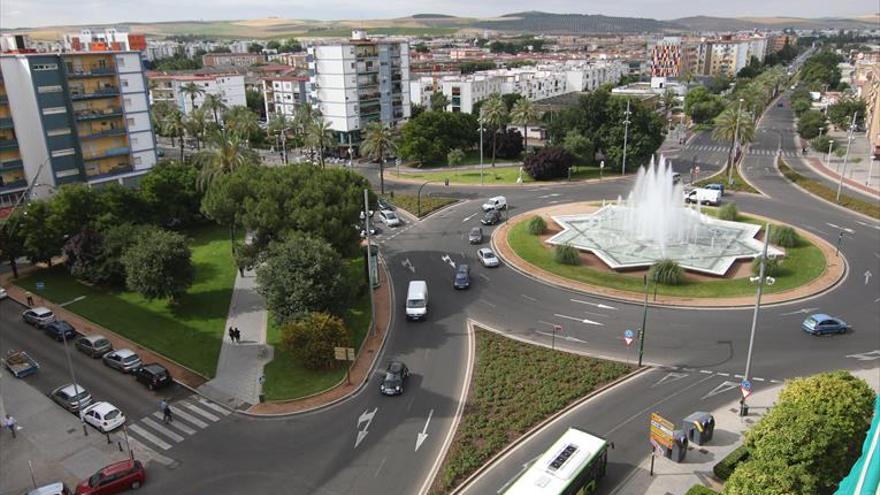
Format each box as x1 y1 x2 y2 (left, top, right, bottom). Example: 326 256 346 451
621 99 632 176
728 98 744 185
836 112 858 202
637 274 649 367
479 120 485 186
60 330 88 436
363 189 376 336
741 224 772 416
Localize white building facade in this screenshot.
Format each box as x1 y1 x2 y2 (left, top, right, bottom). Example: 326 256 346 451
147 74 246 115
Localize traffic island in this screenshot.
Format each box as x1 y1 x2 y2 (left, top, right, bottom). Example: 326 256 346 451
494 201 844 307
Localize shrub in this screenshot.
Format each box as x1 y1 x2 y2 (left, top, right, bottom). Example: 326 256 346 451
718 202 738 221
554 244 580 265
494 128 524 160
723 458 816 495
649 259 684 285
685 485 720 495
523 146 574 180
280 312 352 370
447 148 465 166
527 216 547 235
713 444 750 480
751 256 781 277
770 225 798 248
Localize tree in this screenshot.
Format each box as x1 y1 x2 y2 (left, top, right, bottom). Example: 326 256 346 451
162 109 186 160
707 74 732 94
14 201 63 266
245 88 265 120
562 130 593 165
195 130 258 190
724 458 816 495
122 228 194 302
63 228 105 283
150 101 178 136
413 43 429 53
397 111 478 164
48 184 102 237
510 98 541 154
266 40 281 51
523 146 574 181
140 160 202 227
248 43 264 53
279 38 302 53
179 82 206 112
201 164 260 247
429 91 449 112
447 148 465 166
201 93 227 126
597 96 665 172
712 106 755 178
183 108 209 149
489 128 524 160
796 110 827 140
223 105 261 143
480 93 509 167
280 312 353 370
659 88 678 128
256 233 355 324
306 119 335 169
359 122 397 195
92 223 149 286
827 97 866 130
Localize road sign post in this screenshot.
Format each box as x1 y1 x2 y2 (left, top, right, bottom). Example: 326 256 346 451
624 329 634 347
335 346 357 384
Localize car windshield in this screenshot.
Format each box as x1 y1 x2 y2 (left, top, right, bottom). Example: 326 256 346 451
805 317 818 327
483 252 496 260
95 339 109 347
383 373 401 385
407 298 426 308
72 390 89 401
122 355 140 363
105 410 120 420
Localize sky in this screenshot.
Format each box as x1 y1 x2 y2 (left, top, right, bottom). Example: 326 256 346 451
0 0 875 28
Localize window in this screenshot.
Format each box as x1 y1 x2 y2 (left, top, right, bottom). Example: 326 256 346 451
37 85 63 94
32 63 58 71
55 168 79 178
47 128 71 137
51 148 75 158
126 118 135 126
117 57 125 67
124 98 132 106
122 80 129 87
134 156 142 165
42 107 67 115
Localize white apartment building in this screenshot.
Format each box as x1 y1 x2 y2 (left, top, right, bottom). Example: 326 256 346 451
307 31 411 147
442 74 505 114
410 76 438 108
262 76 310 119
147 74 246 115
144 41 180 62
62 29 143 52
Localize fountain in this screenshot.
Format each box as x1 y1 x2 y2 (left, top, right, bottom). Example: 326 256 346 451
546 156 783 276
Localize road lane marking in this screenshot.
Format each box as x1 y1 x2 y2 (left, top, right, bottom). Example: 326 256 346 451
149 412 196 435
415 409 434 452
652 372 689 387
826 222 855 234
570 298 618 310
141 417 184 442
520 294 537 302
197 398 231 415
402 258 415 273
356 407 378 448
166 408 208 429
778 307 819 316
480 300 497 308
129 424 172 450
845 350 880 361
607 374 718 437
478 273 490 282
125 437 174 466
374 457 388 477
699 370 712 374
535 330 586 344
181 402 220 422
553 313 604 326
701 380 740 400
462 213 478 223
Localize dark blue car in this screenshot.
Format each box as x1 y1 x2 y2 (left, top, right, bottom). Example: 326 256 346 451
43 320 77 342
802 313 849 335
704 183 724 195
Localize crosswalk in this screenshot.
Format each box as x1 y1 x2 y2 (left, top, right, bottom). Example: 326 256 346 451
683 144 799 157
122 397 231 466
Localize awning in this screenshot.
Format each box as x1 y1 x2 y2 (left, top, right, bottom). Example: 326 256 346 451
834 395 880 495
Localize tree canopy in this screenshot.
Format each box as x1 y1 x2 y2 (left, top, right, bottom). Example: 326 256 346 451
398 110 479 164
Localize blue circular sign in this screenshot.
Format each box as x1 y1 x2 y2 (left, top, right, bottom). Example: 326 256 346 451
741 379 752 391
624 329 635 339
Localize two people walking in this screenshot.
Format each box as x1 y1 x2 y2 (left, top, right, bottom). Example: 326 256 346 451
159 399 173 424
227 326 242 344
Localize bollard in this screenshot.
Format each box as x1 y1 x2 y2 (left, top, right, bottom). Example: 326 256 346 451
106 432 112 444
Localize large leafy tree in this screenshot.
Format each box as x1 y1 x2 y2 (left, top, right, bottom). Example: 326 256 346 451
800 50 843 90
597 96 665 172
280 312 353 370
796 110 827 140
684 87 725 124
195 130 258 190
523 146 574 181
397 111 478 164
562 130 593 165
14 201 63 266
201 164 260 248
485 128 523 160
509 98 541 155
256 233 355 325
93 183 149 228
48 184 103 237
712 106 755 181
827 97 866 130
359 122 397 195
122 228 194 302
429 91 449 112
480 93 509 167
0 215 26 278
140 160 202 227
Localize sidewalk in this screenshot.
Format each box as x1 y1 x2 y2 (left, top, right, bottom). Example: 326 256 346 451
800 130 880 200
612 367 880 494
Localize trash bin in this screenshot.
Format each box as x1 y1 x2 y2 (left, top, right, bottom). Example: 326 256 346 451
682 411 715 445
670 429 689 462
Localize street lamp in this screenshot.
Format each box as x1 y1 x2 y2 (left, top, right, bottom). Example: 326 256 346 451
363 189 376 336
637 274 651 367
836 112 858 202
60 329 89 436
728 98 744 185
478 119 485 186
621 99 632 176
740 224 774 416
417 178 449 217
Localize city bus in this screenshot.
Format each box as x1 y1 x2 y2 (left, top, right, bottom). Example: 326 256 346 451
503 427 610 495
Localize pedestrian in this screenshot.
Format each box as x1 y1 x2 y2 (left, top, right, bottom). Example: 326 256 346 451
228 326 235 343
234 327 241 344
25 291 33 307
3 414 16 438
238 265 245 277
161 400 173 424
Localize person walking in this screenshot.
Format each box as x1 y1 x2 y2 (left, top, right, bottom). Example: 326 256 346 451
160 400 173 424
234 327 241 344
3 415 17 438
228 326 235 343
25 291 34 307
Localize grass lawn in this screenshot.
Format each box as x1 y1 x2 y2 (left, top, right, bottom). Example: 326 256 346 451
398 165 603 185
778 158 880 219
508 211 827 298
407 150 519 168
433 329 632 493
261 258 372 401
17 224 236 377
695 163 758 194
383 193 457 218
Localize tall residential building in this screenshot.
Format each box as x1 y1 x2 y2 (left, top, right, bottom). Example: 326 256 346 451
853 61 880 160
262 75 310 119
147 73 246 115
307 31 411 147
201 52 265 68
768 33 798 54
0 51 157 204
63 29 146 53
649 37 684 77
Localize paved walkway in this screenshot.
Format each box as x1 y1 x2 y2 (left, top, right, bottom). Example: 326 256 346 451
197 259 271 411
611 367 880 494
801 129 880 200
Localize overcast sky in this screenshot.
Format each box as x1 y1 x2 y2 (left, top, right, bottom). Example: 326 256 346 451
1 0 875 29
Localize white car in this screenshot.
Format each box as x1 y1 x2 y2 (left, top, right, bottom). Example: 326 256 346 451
482 196 508 212
379 209 401 227
82 401 126 432
477 248 500 268
0 287 7 299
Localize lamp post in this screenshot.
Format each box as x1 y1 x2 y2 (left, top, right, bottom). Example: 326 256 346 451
478 119 485 186
728 98 744 185
637 274 650 367
417 179 449 217
740 224 774 416
836 112 858 202
60 329 88 436
363 189 376 336
621 99 632 176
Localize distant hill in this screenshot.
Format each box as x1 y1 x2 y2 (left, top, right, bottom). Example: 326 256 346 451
411 14 456 19
473 11 680 33
671 15 880 32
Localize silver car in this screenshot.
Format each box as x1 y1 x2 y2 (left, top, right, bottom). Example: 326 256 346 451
102 349 142 373
76 335 113 358
477 248 500 268
49 383 93 414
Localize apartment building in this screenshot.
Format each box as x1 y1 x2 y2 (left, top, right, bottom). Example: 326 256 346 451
853 61 880 159
307 31 411 147
0 51 157 204
63 29 146 53
768 33 798 54
262 76 309 119
202 52 265 68
147 73 246 115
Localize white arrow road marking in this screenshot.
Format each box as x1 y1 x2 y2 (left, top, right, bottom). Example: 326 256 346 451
569 298 618 310
356 407 378 448
845 350 880 362
537 193 562 199
652 372 690 388
441 254 456 269
826 222 855 234
855 220 880 231
701 381 741 400
778 307 820 316
865 270 873 285
535 330 587 344
553 313 604 326
401 259 415 273
415 408 434 452
462 213 478 223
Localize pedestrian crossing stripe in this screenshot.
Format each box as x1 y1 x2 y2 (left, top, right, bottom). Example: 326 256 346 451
124 398 230 456
182 402 221 422
129 423 173 450
150 411 196 435
167 405 209 428
141 417 185 442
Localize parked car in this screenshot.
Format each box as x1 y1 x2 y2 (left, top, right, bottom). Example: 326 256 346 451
43 320 77 342
82 402 126 433
477 248 500 268
377 198 394 211
482 196 507 212
703 183 725 195
380 361 410 396
75 459 145 494
49 383 93 414
468 227 483 244
684 187 722 206
22 307 56 328
378 209 401 227
453 264 471 289
76 335 113 358
134 363 173 390
27 482 71 495
0 287 7 299
802 313 850 335
102 349 143 373
481 209 501 225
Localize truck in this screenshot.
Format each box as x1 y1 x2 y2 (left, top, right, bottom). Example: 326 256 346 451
2 350 40 378
684 187 722 207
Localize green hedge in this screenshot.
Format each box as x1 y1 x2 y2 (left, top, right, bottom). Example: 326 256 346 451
713 444 750 480
686 485 721 495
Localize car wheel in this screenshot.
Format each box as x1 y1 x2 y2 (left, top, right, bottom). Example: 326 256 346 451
131 481 141 489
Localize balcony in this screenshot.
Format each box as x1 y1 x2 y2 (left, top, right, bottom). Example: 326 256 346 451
75 108 124 121
0 138 18 150
85 163 133 180
84 146 130 162
66 67 116 78
0 95 7 104
79 127 126 140
0 159 24 171
0 178 27 191
70 87 120 101
0 118 13 129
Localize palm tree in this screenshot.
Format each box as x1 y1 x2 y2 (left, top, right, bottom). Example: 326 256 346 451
360 122 397 194
195 130 258 190
480 93 509 167
660 89 678 130
180 82 206 114
184 108 209 150
292 103 320 149
162 110 186 160
509 98 541 157
267 114 293 161
305 119 334 169
712 106 755 183
201 93 227 126
223 106 260 145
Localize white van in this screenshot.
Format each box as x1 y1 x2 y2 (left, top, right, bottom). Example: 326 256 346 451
481 196 507 212
684 187 722 207
406 281 428 320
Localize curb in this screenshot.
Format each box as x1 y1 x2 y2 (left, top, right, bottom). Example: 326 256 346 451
450 360 653 494
236 257 396 417
776 158 880 224
735 145 770 197
385 170 632 189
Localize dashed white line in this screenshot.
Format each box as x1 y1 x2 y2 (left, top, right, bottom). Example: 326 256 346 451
520 294 537 302
699 370 712 374
374 457 388 477
753 377 765 382
717 372 730 377
480 300 497 308
129 424 172 450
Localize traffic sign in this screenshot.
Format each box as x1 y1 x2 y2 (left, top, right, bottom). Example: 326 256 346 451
740 379 752 399
624 329 635 346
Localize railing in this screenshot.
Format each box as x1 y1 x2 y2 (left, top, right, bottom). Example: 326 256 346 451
0 118 13 128
0 138 18 149
83 146 130 161
85 164 133 180
66 67 116 78
0 159 24 170
75 108 124 121
79 127 126 140
70 87 120 100
0 178 27 191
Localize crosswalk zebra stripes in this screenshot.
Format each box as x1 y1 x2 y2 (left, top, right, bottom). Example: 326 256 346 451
124 397 231 466
683 144 799 157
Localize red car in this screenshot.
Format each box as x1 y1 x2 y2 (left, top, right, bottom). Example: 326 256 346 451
75 460 145 494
